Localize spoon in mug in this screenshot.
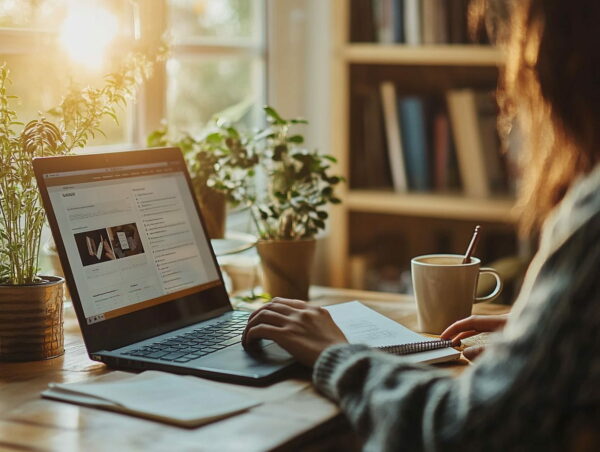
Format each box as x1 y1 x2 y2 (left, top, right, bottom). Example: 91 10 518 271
462 225 481 264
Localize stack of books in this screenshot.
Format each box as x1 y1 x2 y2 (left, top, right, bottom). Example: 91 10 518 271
350 0 486 45
350 82 512 198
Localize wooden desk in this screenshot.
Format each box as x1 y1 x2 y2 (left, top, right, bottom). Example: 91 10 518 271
0 287 509 451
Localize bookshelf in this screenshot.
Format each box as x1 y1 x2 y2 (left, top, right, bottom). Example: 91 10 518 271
347 191 516 223
342 44 504 66
327 0 518 289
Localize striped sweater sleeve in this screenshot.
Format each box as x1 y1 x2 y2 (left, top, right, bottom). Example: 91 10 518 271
313 168 600 452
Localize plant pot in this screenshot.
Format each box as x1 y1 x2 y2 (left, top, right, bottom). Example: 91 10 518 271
0 276 65 362
43 241 71 302
257 239 316 300
197 188 227 239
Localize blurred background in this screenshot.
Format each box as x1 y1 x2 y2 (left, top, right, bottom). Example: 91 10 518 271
1 0 526 301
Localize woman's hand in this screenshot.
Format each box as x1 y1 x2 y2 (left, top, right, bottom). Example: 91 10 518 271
242 297 347 367
440 314 509 361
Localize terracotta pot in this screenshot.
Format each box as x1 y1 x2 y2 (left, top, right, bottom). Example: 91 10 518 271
197 188 227 239
0 276 65 361
257 239 316 300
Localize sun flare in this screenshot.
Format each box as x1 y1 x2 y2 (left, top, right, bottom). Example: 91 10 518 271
59 2 118 70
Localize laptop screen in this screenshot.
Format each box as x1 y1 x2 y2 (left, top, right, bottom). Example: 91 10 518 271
43 158 221 326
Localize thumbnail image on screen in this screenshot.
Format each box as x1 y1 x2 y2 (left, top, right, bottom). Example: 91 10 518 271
74 228 116 267
107 223 144 259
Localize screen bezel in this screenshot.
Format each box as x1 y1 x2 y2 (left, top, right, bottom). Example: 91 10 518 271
34 147 232 352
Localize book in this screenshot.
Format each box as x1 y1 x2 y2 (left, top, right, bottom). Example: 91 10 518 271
404 0 422 45
364 87 394 188
446 89 492 198
421 0 438 44
447 0 468 44
432 110 452 191
433 0 449 43
325 301 460 364
86 236 95 256
373 0 394 44
380 81 408 192
350 0 377 42
392 0 405 43
42 370 260 427
399 96 430 191
475 91 507 193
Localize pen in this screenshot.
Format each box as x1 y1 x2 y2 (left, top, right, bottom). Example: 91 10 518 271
462 225 481 264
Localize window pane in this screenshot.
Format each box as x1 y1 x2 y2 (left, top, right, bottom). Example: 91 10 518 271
168 0 259 41
1 53 130 146
0 0 131 31
0 0 64 28
0 0 137 147
167 55 263 135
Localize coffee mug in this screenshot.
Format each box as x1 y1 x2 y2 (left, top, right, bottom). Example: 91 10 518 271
411 254 503 334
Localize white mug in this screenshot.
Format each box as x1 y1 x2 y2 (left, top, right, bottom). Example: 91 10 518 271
411 254 503 334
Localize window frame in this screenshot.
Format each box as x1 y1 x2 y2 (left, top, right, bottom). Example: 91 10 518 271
0 0 268 149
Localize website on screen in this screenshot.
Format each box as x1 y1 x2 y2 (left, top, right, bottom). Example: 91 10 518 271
45 161 220 325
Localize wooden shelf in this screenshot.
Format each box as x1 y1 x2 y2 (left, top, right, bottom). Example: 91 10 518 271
346 190 517 223
326 1 517 288
342 44 504 66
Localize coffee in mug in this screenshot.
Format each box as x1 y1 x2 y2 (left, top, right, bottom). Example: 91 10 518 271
411 254 502 334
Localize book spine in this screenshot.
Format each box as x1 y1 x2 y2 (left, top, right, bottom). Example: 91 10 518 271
446 89 491 198
380 82 409 192
392 0 405 43
404 0 422 45
433 111 451 191
434 0 449 44
421 0 437 45
364 87 394 188
350 0 377 42
399 96 430 191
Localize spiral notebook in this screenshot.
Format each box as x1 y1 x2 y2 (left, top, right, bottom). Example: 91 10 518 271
324 301 460 364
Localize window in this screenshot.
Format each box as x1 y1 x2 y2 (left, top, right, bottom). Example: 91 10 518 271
0 0 136 146
165 0 266 136
0 0 266 148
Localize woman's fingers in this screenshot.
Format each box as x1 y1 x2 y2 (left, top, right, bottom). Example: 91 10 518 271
440 317 479 340
440 314 508 340
451 330 481 344
242 308 296 349
244 324 287 347
463 345 485 361
246 297 307 324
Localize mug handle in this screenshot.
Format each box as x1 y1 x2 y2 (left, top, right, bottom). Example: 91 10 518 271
474 268 503 303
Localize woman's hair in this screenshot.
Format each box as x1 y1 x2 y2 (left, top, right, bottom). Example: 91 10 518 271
476 0 600 235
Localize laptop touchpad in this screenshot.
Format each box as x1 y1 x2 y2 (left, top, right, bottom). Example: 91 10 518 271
193 342 293 375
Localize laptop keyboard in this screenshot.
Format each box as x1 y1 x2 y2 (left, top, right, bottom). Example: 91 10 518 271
123 311 250 364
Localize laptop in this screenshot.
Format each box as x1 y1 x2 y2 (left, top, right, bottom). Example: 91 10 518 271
33 147 295 385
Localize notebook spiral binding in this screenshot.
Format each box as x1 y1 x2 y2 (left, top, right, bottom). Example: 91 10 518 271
378 339 455 355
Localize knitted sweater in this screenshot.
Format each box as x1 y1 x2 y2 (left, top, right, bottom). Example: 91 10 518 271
313 165 600 451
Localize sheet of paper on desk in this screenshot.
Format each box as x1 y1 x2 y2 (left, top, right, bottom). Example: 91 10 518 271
324 301 460 364
42 371 260 427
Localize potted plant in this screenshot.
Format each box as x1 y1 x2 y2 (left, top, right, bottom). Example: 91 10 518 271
249 107 343 300
148 121 258 238
0 54 156 362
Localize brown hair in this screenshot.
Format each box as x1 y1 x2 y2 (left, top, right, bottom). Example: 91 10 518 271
477 0 600 235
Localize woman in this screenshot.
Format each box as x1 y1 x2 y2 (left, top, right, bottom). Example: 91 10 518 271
243 0 600 450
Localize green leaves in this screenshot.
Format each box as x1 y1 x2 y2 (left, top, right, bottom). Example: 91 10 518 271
146 104 344 242
264 106 286 125
249 106 343 240
0 49 159 284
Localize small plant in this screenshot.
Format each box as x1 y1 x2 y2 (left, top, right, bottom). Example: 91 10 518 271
148 106 343 241
147 120 259 206
249 106 343 240
0 52 159 285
